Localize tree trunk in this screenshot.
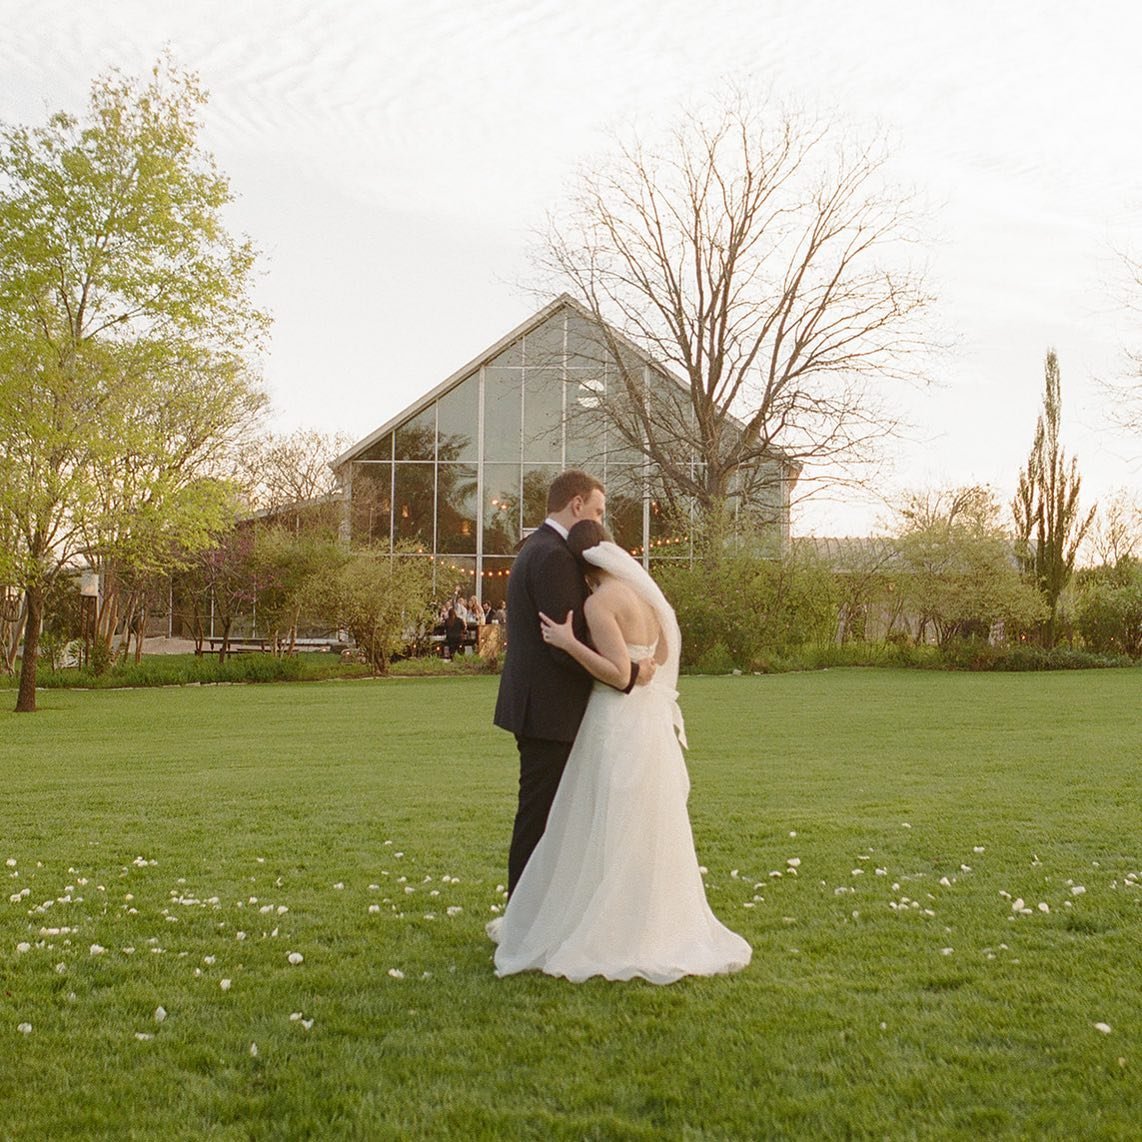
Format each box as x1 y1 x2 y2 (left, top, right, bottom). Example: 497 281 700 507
3 602 28 674
15 585 43 713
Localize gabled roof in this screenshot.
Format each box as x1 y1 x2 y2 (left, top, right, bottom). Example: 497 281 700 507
333 293 800 478
333 293 669 471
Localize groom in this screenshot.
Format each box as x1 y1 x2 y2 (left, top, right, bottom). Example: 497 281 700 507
494 469 656 894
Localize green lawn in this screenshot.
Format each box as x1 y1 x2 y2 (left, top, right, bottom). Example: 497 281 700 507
2 670 1139 1139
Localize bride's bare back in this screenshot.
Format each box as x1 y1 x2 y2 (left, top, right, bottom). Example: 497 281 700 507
538 568 663 689
585 576 666 666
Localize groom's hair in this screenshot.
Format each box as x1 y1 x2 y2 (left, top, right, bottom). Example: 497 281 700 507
547 469 604 513
567 519 610 566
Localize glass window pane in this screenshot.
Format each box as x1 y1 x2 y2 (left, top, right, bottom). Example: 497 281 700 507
437 374 478 462
604 465 645 553
523 367 563 462
483 463 521 555
565 374 607 465
488 340 523 368
437 557 477 613
484 366 522 461
523 465 559 530
355 434 392 462
349 463 392 549
565 311 610 370
395 406 436 461
524 311 565 368
437 463 478 554
481 558 514 612
393 464 435 548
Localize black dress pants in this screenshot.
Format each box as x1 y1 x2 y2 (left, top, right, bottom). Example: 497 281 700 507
507 735 573 895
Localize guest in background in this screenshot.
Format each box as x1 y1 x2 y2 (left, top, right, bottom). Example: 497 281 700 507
444 608 466 659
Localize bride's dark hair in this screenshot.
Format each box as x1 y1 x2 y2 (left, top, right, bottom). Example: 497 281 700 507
567 519 610 569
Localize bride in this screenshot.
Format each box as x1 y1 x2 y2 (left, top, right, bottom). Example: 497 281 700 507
489 519 751 984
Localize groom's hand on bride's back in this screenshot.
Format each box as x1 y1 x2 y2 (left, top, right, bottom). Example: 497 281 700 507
634 656 657 686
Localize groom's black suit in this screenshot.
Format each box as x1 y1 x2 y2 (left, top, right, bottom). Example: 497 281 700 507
494 523 596 893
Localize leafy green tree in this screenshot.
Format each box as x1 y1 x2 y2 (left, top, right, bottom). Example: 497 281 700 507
0 58 268 711
658 548 839 670
1075 558 1142 658
895 486 1046 647
317 549 436 675
247 523 346 655
1012 351 1096 646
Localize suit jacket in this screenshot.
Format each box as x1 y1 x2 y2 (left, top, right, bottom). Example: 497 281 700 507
493 523 594 742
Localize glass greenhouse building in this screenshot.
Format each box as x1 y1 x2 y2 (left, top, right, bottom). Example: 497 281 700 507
333 295 797 606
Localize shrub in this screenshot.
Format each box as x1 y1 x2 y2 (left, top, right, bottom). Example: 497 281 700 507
937 640 1133 672
1075 562 1142 657
658 550 839 671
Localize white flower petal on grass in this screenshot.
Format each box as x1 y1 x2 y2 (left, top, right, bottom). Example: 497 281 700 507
1038 902 1050 913
236 931 247 941
16 942 30 954
5 859 15 867
973 846 985 853
786 858 801 868
1094 1022 1113 1035
290 1012 303 1021
135 1032 153 1041
203 955 216 965
301 1019 313 1031
941 947 954 956
1071 885 1086 896
154 1006 167 1023
368 904 381 914
938 877 952 888
387 968 404 979
249 1042 259 1057
220 979 232 991
1012 898 1024 912
55 963 67 974
89 944 106 956
333 883 344 890
287 952 303 965
17 1022 32 1034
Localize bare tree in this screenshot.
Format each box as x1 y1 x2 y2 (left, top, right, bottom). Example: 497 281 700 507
1087 487 1140 567
538 92 934 537
1101 248 1142 440
236 428 351 513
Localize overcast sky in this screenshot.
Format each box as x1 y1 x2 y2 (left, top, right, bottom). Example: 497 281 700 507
1 0 1138 534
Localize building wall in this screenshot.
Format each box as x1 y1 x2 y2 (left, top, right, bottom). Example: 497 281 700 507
338 305 791 603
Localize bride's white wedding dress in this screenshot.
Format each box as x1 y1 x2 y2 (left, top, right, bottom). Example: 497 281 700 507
490 542 751 985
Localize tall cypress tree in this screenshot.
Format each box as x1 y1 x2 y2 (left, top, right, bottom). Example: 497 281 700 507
1012 350 1096 645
